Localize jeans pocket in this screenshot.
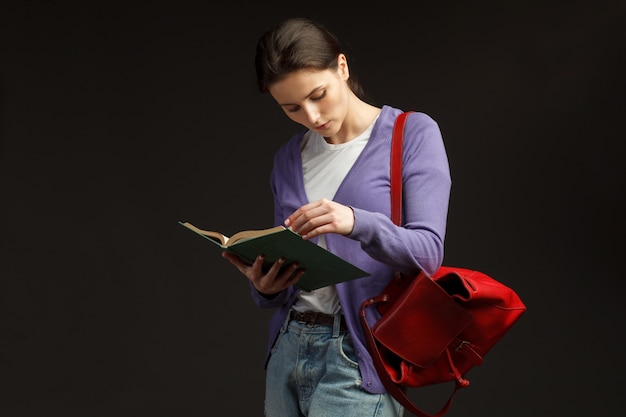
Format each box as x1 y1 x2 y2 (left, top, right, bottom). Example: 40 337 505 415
338 333 359 366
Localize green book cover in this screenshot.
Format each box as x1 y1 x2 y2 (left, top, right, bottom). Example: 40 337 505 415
179 221 370 292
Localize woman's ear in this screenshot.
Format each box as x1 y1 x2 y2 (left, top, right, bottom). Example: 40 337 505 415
337 53 349 81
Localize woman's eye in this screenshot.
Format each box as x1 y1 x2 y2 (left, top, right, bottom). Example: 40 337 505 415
311 91 326 101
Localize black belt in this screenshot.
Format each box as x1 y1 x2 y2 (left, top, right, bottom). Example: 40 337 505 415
289 310 347 330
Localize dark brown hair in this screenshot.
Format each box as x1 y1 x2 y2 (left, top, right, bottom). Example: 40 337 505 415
255 17 364 98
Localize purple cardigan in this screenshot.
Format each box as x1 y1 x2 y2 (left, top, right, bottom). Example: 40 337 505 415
250 105 451 394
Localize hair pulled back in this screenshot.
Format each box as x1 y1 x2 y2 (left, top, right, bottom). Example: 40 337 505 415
255 17 364 98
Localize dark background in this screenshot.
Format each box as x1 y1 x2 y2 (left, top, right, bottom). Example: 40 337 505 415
1 1 624 416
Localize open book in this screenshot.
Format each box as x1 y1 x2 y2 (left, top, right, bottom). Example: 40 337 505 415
179 221 370 292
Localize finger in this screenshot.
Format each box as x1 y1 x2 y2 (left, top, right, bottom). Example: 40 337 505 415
221 251 249 271
290 207 328 235
265 259 301 289
281 264 306 287
251 254 266 272
260 256 283 276
285 199 326 228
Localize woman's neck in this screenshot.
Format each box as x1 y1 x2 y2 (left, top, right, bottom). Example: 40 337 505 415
324 97 381 144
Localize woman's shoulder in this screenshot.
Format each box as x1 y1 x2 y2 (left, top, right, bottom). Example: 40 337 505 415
373 105 439 141
378 105 438 126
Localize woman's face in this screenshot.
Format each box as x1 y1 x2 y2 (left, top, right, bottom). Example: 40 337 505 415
268 55 351 141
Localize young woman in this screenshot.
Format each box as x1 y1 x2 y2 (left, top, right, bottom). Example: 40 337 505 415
222 17 451 417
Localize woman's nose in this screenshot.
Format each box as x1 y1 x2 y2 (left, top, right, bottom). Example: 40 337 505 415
302 105 320 125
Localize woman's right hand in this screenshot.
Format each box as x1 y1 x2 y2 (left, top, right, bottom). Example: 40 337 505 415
221 251 305 295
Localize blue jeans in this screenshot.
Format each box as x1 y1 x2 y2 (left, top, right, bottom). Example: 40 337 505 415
264 312 404 417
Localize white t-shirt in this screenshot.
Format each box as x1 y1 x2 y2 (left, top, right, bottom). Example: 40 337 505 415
293 121 375 314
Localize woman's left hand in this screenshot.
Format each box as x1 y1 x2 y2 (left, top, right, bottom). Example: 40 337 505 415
284 198 354 239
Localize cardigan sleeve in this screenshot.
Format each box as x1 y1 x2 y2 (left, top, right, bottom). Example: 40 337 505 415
348 112 451 277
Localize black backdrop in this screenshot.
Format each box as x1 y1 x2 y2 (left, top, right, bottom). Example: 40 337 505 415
1 1 624 416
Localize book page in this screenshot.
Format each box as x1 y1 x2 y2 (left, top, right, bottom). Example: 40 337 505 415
180 222 228 245
228 225 287 246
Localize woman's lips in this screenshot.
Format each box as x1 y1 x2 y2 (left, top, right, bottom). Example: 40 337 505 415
315 122 330 131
